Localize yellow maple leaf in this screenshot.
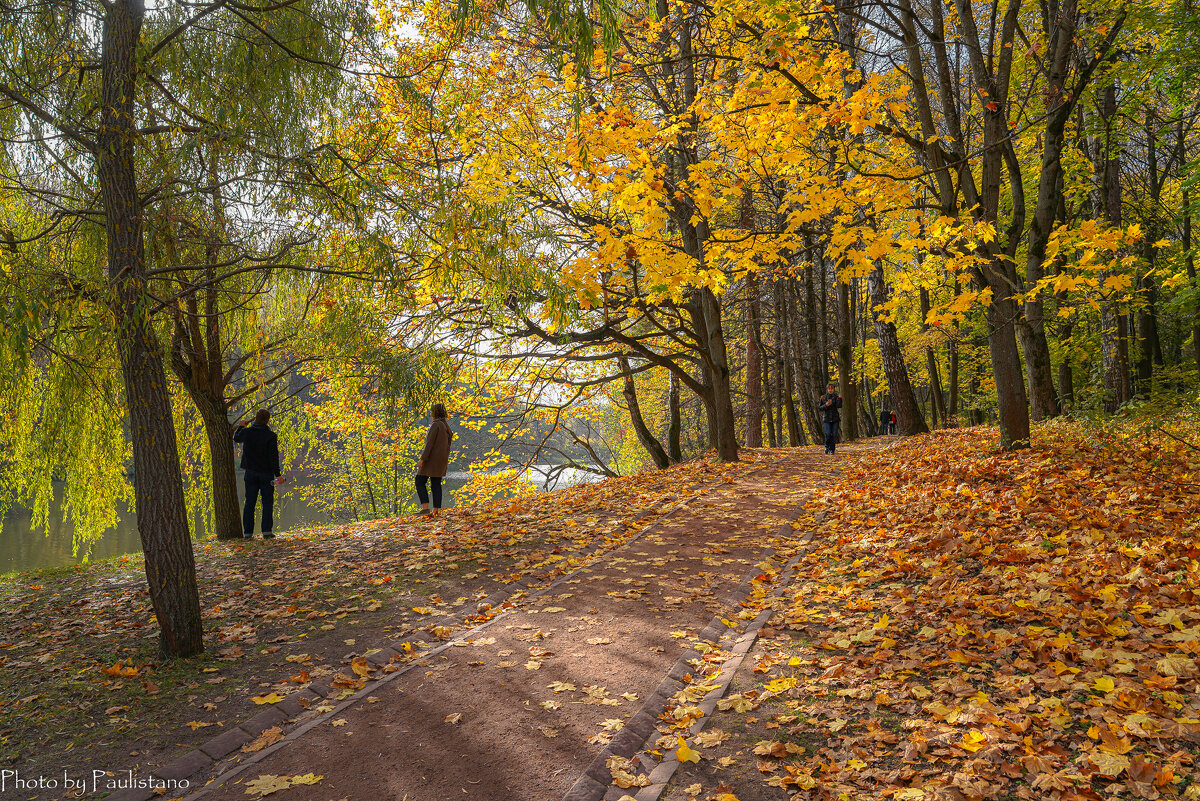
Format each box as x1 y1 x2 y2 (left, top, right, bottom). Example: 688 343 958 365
676 736 701 763
243 775 292 796
251 693 284 705
289 774 323 786
1090 751 1130 777
959 730 987 752
1092 676 1115 693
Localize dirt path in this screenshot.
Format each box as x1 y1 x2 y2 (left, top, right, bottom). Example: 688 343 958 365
171 445 875 801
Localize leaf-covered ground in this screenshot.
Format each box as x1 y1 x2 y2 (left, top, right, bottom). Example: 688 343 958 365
660 421 1200 801
0 453 763 792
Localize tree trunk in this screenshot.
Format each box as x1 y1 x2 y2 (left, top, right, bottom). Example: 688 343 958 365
945 0 1032 449
947 336 959 423
918 287 948 429
667 372 682 463
1185 188 1200 373
763 350 778 448
198 399 243 540
1017 0 1080 422
697 287 738 461
1135 113 1164 395
867 263 929 436
619 356 670 469
1096 84 1131 412
836 278 858 441
1181 119 1200 373
100 0 203 659
168 274 242 541
789 279 823 442
745 275 764 447
782 358 802 447
1057 346 1075 410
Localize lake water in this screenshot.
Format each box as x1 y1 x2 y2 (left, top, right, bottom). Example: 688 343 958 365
0 465 598 574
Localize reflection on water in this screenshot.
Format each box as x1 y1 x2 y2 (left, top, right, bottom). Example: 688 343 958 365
1 465 596 574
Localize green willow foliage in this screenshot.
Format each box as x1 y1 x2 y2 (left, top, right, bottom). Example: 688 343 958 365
0 0 382 556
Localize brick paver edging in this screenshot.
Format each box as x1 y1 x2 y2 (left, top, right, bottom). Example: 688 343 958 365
560 521 807 801
110 456 791 801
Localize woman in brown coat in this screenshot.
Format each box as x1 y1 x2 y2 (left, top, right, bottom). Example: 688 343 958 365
415 403 453 516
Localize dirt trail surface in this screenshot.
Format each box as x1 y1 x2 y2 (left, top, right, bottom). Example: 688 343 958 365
170 445 871 801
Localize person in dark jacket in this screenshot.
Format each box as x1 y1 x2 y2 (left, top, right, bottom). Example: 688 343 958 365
880 408 890 436
416 403 453 517
233 408 284 539
818 383 843 455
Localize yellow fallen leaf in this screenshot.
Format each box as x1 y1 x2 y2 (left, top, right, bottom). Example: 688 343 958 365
1090 751 1130 777
330 719 347 727
290 774 322 786
251 693 285 705
959 730 987 753
1093 675 1115 693
241 726 283 753
244 775 292 797
676 736 701 763
445 713 463 724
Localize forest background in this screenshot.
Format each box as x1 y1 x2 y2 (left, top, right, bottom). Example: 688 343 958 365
0 0 1197 656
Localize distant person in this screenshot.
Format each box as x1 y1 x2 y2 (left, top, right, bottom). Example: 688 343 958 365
233 409 284 540
818 383 843 455
880 408 890 436
890 411 898 435
416 403 454 517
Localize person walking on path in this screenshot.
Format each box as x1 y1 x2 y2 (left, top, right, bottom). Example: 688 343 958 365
890 411 898 435
416 403 454 516
880 408 890 436
818 383 843 455
233 409 284 539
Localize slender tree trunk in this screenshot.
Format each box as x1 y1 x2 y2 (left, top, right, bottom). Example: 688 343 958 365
944 0 1032 449
667 372 682 463
1096 84 1131 412
745 276 763 447
1135 113 1164 394
1058 345 1075 410
791 277 823 442
763 346 778 448
198 399 243 540
947 337 959 423
697 287 738 461
1017 0 1080 421
100 0 203 658
774 282 799 445
868 263 929 436
1185 188 1200 372
619 356 670 469
836 278 858 440
918 287 948 428
783 360 802 447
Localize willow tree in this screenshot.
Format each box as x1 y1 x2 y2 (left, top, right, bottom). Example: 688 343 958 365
0 0 376 657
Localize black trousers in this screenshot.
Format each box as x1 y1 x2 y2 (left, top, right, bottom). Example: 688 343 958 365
243 470 275 535
416 475 443 508
823 421 840 454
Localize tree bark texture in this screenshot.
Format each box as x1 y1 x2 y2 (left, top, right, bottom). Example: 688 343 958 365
868 263 929 436
667 372 683 464
745 275 764 447
619 356 670 469
836 278 859 440
1096 84 1131 412
100 0 204 658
